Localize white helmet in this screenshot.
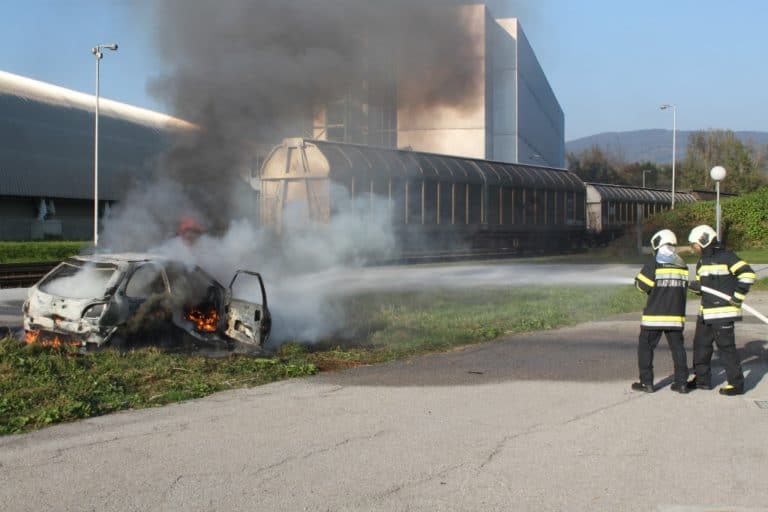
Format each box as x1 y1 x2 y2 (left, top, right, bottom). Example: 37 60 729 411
650 229 677 251
688 224 717 248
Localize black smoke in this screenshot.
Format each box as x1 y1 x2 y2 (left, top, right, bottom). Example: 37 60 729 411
142 0 482 230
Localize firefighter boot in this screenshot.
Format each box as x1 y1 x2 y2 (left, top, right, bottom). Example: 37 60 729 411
718 384 744 396
670 382 690 394
631 382 654 393
686 378 712 390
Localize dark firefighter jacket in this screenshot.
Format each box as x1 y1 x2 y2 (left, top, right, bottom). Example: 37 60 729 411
635 257 689 329
692 245 756 323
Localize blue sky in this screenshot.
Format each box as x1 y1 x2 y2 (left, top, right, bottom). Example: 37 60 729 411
1 0 766 141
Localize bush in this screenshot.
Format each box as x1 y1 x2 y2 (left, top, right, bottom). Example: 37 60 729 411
645 186 768 250
0 241 88 263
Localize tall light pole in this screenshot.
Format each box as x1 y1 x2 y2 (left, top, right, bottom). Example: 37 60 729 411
91 43 118 247
710 165 726 241
642 169 654 188
660 104 676 209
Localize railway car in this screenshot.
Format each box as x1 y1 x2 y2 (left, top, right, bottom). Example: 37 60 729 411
259 138 587 257
585 183 697 245
258 138 701 258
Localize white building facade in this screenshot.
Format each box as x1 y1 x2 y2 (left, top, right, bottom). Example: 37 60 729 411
397 5 564 167
312 5 565 168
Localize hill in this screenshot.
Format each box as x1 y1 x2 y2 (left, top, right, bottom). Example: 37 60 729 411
566 129 768 164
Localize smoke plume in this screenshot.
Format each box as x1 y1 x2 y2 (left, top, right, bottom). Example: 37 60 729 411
144 0 482 227
98 0 485 345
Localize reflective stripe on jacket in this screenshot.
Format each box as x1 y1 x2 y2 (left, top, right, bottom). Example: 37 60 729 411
635 258 689 330
694 246 756 323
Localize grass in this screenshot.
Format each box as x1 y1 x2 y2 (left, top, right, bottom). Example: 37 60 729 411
0 241 88 263
2 262 766 435
0 284 646 435
308 286 645 367
0 342 317 435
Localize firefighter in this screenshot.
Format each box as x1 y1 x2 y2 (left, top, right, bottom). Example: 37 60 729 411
687 224 756 396
631 229 689 393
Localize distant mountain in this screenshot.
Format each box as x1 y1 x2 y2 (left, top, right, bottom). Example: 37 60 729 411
566 129 768 164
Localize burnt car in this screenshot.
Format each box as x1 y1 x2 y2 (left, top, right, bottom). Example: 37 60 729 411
22 253 271 352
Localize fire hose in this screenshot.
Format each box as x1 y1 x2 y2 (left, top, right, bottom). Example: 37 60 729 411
700 286 768 326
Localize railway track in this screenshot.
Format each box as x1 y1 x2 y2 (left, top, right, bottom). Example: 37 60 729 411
0 262 59 289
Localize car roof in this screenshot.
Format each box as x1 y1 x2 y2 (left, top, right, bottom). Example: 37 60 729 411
69 252 173 265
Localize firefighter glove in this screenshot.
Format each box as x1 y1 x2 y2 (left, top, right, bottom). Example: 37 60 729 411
689 281 701 294
729 297 743 307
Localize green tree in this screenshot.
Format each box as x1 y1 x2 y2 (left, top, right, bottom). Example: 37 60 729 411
619 161 665 188
678 130 767 194
566 145 626 184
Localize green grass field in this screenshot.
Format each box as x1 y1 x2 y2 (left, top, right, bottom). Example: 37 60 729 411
2 241 766 435
1 284 645 435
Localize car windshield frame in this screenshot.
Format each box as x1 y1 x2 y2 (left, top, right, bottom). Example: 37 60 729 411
37 260 119 299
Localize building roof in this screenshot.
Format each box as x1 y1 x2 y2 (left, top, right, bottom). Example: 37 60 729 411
0 71 194 200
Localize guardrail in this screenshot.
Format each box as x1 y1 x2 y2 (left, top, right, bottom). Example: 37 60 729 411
0 262 59 289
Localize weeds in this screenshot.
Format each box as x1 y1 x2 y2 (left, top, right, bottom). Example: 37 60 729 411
0 341 317 435
0 284 648 434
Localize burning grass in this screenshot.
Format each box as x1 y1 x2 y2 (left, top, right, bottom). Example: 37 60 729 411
2 284 646 434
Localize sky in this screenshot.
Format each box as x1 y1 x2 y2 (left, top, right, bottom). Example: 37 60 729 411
1 0 766 141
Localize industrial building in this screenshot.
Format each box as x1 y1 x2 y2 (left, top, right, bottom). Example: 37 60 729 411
0 71 194 240
0 4 564 241
312 4 565 168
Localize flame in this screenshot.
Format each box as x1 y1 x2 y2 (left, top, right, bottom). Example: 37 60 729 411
24 330 80 348
185 307 219 332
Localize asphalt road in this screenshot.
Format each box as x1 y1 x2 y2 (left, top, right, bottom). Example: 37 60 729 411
1 282 768 511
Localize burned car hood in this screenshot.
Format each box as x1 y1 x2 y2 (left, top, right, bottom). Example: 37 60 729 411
26 291 106 322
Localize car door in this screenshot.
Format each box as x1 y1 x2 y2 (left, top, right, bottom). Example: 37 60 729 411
123 261 172 328
225 270 271 346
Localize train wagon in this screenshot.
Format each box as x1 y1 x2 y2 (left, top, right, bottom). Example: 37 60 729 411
259 138 587 257
585 183 697 245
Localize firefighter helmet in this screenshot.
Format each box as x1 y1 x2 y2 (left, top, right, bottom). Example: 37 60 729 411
650 229 677 251
688 224 717 248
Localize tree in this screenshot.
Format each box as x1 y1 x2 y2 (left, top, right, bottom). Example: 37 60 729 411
566 145 626 184
678 129 767 194
619 161 665 188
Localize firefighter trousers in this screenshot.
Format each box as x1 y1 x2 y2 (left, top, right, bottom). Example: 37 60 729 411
692 317 744 389
637 328 687 386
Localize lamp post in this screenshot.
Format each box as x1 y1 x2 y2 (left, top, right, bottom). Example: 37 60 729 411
710 165 726 241
91 43 118 247
642 169 654 188
660 104 677 209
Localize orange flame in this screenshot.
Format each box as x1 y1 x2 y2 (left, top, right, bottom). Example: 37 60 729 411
24 330 80 348
185 307 219 332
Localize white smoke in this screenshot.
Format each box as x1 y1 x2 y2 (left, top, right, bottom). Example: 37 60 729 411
99 181 398 344
38 264 115 299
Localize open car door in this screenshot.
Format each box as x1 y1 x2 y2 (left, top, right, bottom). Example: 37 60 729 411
225 270 271 347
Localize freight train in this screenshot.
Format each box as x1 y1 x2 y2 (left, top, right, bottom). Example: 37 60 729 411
258 138 697 257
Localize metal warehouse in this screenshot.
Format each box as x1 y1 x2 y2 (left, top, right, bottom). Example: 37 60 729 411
0 71 193 240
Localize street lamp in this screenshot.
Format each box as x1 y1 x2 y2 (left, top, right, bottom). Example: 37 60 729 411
642 169 654 188
91 43 118 247
660 104 677 209
710 165 726 241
